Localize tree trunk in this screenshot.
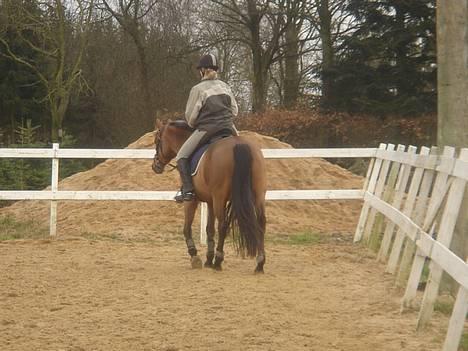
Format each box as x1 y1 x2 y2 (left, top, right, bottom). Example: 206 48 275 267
437 0 468 291
102 0 154 131
318 0 334 107
394 4 410 97
134 38 153 130
9 111 16 144
283 20 300 108
50 105 61 143
251 48 267 113
248 0 267 113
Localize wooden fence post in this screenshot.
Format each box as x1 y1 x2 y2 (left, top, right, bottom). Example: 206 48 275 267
354 143 386 242
362 157 375 191
401 146 456 310
363 144 395 244
377 145 405 261
49 143 59 236
386 146 422 274
200 202 207 245
417 148 468 330
396 147 435 286
442 260 468 351
378 146 415 269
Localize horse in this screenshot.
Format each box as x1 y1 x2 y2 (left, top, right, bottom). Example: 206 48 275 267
152 119 267 273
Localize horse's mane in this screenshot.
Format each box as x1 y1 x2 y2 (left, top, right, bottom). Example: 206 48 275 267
168 119 194 132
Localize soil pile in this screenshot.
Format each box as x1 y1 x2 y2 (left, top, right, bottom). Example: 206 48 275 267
0 131 364 240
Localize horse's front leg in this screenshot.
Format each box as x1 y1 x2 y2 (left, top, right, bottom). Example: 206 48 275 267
204 203 216 268
184 200 202 269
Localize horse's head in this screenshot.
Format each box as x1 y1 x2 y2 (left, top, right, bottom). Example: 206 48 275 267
152 119 194 174
152 119 176 174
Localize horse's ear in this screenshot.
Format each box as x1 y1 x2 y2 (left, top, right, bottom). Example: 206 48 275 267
155 118 163 130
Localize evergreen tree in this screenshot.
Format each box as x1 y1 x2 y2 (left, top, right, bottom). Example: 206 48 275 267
0 0 47 144
332 0 436 114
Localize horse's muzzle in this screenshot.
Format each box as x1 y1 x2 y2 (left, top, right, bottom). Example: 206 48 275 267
152 159 165 174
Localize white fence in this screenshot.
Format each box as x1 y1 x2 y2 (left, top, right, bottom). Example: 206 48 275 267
0 143 467 350
354 143 468 351
0 143 374 237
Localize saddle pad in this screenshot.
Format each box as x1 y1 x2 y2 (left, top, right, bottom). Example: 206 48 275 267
190 144 210 176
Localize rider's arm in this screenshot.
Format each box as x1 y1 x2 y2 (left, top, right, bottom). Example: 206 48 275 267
185 87 202 128
229 89 238 118
232 124 239 136
229 87 239 135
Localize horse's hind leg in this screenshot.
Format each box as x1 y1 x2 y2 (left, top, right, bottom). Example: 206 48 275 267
254 202 267 274
204 203 216 268
184 200 202 269
213 200 227 271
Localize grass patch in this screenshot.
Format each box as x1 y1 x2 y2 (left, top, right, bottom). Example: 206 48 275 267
0 215 48 240
368 214 385 252
274 232 323 245
461 333 468 351
81 232 122 242
434 299 454 315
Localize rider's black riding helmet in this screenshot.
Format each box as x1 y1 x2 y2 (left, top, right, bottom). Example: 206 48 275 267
197 54 219 71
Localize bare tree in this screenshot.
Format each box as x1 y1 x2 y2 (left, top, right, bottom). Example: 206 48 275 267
304 0 356 107
280 0 313 108
98 0 157 130
0 0 95 142
208 0 291 112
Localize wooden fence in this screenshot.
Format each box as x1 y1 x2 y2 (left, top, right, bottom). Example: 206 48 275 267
354 143 468 351
0 144 374 237
0 143 467 350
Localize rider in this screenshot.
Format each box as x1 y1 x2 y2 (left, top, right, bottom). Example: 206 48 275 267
174 53 239 203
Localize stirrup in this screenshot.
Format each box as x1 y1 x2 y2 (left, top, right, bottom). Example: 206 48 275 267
174 189 195 203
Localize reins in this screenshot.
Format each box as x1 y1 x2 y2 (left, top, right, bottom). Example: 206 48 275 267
155 126 177 172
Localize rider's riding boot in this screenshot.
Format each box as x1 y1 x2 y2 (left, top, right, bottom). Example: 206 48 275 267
174 158 195 203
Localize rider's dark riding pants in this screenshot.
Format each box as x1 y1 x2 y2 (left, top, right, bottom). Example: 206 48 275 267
175 129 207 161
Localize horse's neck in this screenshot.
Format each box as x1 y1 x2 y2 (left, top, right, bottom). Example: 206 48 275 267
170 129 191 154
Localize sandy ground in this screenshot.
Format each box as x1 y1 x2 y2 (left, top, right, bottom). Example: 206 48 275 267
0 131 454 350
0 237 449 351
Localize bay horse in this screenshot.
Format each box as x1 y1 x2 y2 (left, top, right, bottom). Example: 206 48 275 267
152 119 267 273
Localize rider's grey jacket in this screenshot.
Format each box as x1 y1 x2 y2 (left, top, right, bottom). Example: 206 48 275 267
185 77 238 133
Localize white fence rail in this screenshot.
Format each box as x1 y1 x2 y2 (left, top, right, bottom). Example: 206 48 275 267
1 143 467 350
354 143 468 351
0 144 374 238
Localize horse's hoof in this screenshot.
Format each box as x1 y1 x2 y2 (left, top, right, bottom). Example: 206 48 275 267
191 256 203 269
204 261 213 268
213 264 222 271
254 267 264 274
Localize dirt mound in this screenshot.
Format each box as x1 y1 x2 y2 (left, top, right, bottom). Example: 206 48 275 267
0 131 364 240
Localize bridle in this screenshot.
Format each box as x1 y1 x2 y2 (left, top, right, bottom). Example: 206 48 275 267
153 124 177 173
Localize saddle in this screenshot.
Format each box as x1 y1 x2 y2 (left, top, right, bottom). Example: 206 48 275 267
190 128 234 175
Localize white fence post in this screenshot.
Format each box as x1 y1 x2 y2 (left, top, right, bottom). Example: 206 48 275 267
442 260 468 351
200 202 207 245
362 144 395 243
386 145 419 274
401 146 455 310
377 145 405 261
354 143 386 242
377 145 414 264
49 143 59 236
396 146 435 286
417 148 468 330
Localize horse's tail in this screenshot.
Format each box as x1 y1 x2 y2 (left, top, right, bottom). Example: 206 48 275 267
224 143 263 257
